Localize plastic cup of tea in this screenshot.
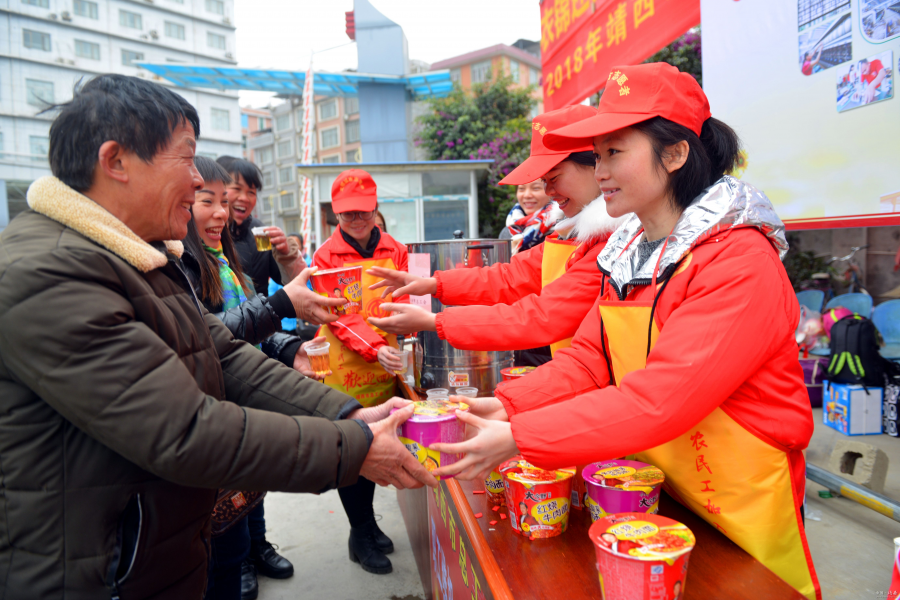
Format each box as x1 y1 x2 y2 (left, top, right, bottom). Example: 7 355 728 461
394 349 410 375
426 388 449 398
455 387 478 398
251 227 272 251
305 342 331 378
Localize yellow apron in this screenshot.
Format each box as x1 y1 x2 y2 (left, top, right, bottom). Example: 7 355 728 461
597 255 818 599
540 237 579 356
318 257 398 407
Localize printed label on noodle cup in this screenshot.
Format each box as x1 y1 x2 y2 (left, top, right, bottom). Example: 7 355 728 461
589 512 694 600
484 470 506 505
500 366 536 381
310 266 362 315
447 371 470 387
394 400 468 481
499 456 574 540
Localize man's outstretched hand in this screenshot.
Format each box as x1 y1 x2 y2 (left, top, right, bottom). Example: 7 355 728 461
359 404 438 490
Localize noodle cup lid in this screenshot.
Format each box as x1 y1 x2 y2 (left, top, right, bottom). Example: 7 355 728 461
407 399 469 423
583 460 665 494
590 512 695 562
311 266 362 278
501 366 536 377
499 457 575 485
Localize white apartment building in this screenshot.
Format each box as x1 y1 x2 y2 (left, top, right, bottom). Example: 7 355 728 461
0 0 242 228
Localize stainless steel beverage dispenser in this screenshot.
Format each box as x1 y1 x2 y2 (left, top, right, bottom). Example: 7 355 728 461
406 232 513 396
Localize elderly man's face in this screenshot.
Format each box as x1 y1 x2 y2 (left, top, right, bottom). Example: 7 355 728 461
127 122 202 241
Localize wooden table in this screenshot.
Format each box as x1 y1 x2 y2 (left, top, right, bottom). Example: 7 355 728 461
398 479 806 599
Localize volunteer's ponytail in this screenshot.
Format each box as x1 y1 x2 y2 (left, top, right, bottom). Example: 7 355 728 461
632 116 742 211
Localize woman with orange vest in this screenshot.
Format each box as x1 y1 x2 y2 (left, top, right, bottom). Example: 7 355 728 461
431 63 820 600
368 105 627 362
313 169 408 575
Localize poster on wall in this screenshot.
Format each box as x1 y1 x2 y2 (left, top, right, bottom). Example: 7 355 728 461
702 0 900 229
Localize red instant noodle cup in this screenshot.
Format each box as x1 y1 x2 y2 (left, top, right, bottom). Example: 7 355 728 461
499 457 575 540
393 399 468 481
310 266 362 315
500 366 536 382
589 512 695 600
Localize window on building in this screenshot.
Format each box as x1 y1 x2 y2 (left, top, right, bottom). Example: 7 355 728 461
29 135 49 162
277 139 292 158
317 100 337 122
280 192 296 210
25 79 54 107
211 108 230 131
207 32 226 50
0 132 4 159
275 114 291 131
509 59 520 83
321 155 340 164
261 195 273 212
346 149 359 163
257 117 268 131
345 120 360 144
283 217 299 232
294 109 303 131
205 0 225 15
74 0 99 18
529 67 541 85
344 96 359 115
320 127 339 149
23 29 51 51
75 39 100 60
263 171 274 188
165 22 185 40
471 60 492 84
22 0 50 7
241 113 249 129
197 152 217 159
450 68 461 83
278 166 294 184
119 10 143 29
121 49 144 66
257 146 273 164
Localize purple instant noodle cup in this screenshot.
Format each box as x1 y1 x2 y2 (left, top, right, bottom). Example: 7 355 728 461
393 399 469 480
582 459 665 522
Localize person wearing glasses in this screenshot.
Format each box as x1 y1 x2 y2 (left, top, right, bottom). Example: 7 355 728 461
313 169 409 576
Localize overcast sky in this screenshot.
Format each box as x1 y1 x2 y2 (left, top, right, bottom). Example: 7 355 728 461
234 0 542 107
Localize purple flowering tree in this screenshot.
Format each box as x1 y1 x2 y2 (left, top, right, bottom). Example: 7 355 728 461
644 27 702 86
469 130 531 237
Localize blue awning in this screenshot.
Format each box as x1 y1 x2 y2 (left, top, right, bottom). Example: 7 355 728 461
136 63 453 98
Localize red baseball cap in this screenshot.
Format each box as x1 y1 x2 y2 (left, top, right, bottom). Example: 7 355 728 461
498 105 597 186
331 169 377 213
543 63 711 151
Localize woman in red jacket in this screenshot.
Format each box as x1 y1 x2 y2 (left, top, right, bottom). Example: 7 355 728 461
369 105 627 363
313 169 408 575
431 64 820 600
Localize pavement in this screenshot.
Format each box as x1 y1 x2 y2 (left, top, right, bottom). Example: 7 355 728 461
256 407 900 600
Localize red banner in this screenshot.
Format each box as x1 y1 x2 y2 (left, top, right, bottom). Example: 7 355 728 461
540 0 700 111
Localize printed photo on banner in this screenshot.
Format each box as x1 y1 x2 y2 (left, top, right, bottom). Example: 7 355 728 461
798 0 852 76
835 50 893 113
859 0 900 43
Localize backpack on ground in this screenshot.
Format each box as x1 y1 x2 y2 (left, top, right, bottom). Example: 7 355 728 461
827 314 892 387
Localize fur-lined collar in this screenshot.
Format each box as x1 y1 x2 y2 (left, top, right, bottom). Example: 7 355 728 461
553 195 630 243
27 176 183 273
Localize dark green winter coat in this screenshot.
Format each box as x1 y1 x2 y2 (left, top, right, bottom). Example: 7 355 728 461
0 176 370 599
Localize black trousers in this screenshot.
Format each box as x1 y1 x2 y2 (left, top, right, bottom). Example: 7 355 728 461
338 476 376 528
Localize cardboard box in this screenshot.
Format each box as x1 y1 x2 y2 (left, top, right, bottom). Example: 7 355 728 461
823 381 883 436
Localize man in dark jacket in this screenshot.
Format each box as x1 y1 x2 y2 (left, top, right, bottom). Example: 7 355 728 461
0 74 434 599
218 156 303 297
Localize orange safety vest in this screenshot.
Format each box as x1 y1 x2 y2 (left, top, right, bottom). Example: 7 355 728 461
317 257 399 407
598 246 818 600
540 237 579 356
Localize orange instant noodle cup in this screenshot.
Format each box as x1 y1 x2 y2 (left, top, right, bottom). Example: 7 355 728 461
483 469 506 506
499 456 575 540
500 366 536 382
589 512 695 600
394 399 468 481
310 266 363 315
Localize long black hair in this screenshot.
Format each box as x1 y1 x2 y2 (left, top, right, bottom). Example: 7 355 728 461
630 116 742 211
184 156 254 306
